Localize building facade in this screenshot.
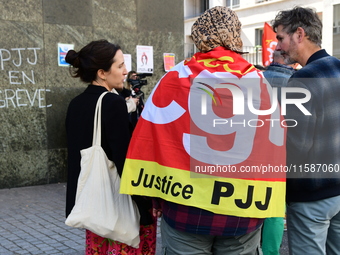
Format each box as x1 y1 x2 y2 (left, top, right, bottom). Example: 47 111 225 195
184 0 340 64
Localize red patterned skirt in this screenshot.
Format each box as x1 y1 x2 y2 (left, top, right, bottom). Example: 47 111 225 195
85 221 157 255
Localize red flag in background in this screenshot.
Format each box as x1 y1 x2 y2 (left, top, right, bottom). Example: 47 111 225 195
262 22 277 66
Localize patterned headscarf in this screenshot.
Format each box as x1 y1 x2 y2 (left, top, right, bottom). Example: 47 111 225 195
191 6 244 53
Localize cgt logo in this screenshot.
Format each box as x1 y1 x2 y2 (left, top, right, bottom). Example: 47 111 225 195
185 73 288 165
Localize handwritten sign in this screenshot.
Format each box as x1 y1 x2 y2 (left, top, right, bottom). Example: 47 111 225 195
0 88 52 108
0 47 52 108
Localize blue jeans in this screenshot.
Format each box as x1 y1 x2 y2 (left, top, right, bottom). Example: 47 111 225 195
160 217 262 255
287 195 340 255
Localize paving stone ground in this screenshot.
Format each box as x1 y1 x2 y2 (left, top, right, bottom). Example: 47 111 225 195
0 183 287 255
0 183 162 255
0 183 85 255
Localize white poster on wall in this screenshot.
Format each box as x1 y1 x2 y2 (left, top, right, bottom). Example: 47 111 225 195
123 54 132 73
136 45 153 74
58 43 74 66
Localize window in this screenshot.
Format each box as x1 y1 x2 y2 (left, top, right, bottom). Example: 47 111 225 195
255 0 272 3
334 4 340 34
200 0 209 13
255 28 263 46
333 4 340 59
226 0 240 9
185 0 209 18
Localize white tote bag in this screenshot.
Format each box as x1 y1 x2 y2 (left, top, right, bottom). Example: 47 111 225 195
65 92 140 248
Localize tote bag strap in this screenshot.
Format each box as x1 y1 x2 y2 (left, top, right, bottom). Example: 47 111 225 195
92 91 109 146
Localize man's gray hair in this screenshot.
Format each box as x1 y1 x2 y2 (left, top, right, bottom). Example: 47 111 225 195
272 6 322 47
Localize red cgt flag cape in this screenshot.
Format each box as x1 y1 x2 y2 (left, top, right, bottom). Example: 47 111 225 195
121 47 286 218
262 22 278 66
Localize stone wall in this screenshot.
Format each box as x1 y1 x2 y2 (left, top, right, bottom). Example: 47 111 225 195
0 0 184 188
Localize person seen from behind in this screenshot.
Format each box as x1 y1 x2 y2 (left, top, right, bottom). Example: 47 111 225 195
121 6 286 255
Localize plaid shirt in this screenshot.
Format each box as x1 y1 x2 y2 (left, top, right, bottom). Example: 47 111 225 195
160 200 264 236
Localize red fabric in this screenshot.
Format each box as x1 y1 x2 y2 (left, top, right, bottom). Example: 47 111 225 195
127 47 285 181
121 47 286 219
262 22 278 66
85 219 157 255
